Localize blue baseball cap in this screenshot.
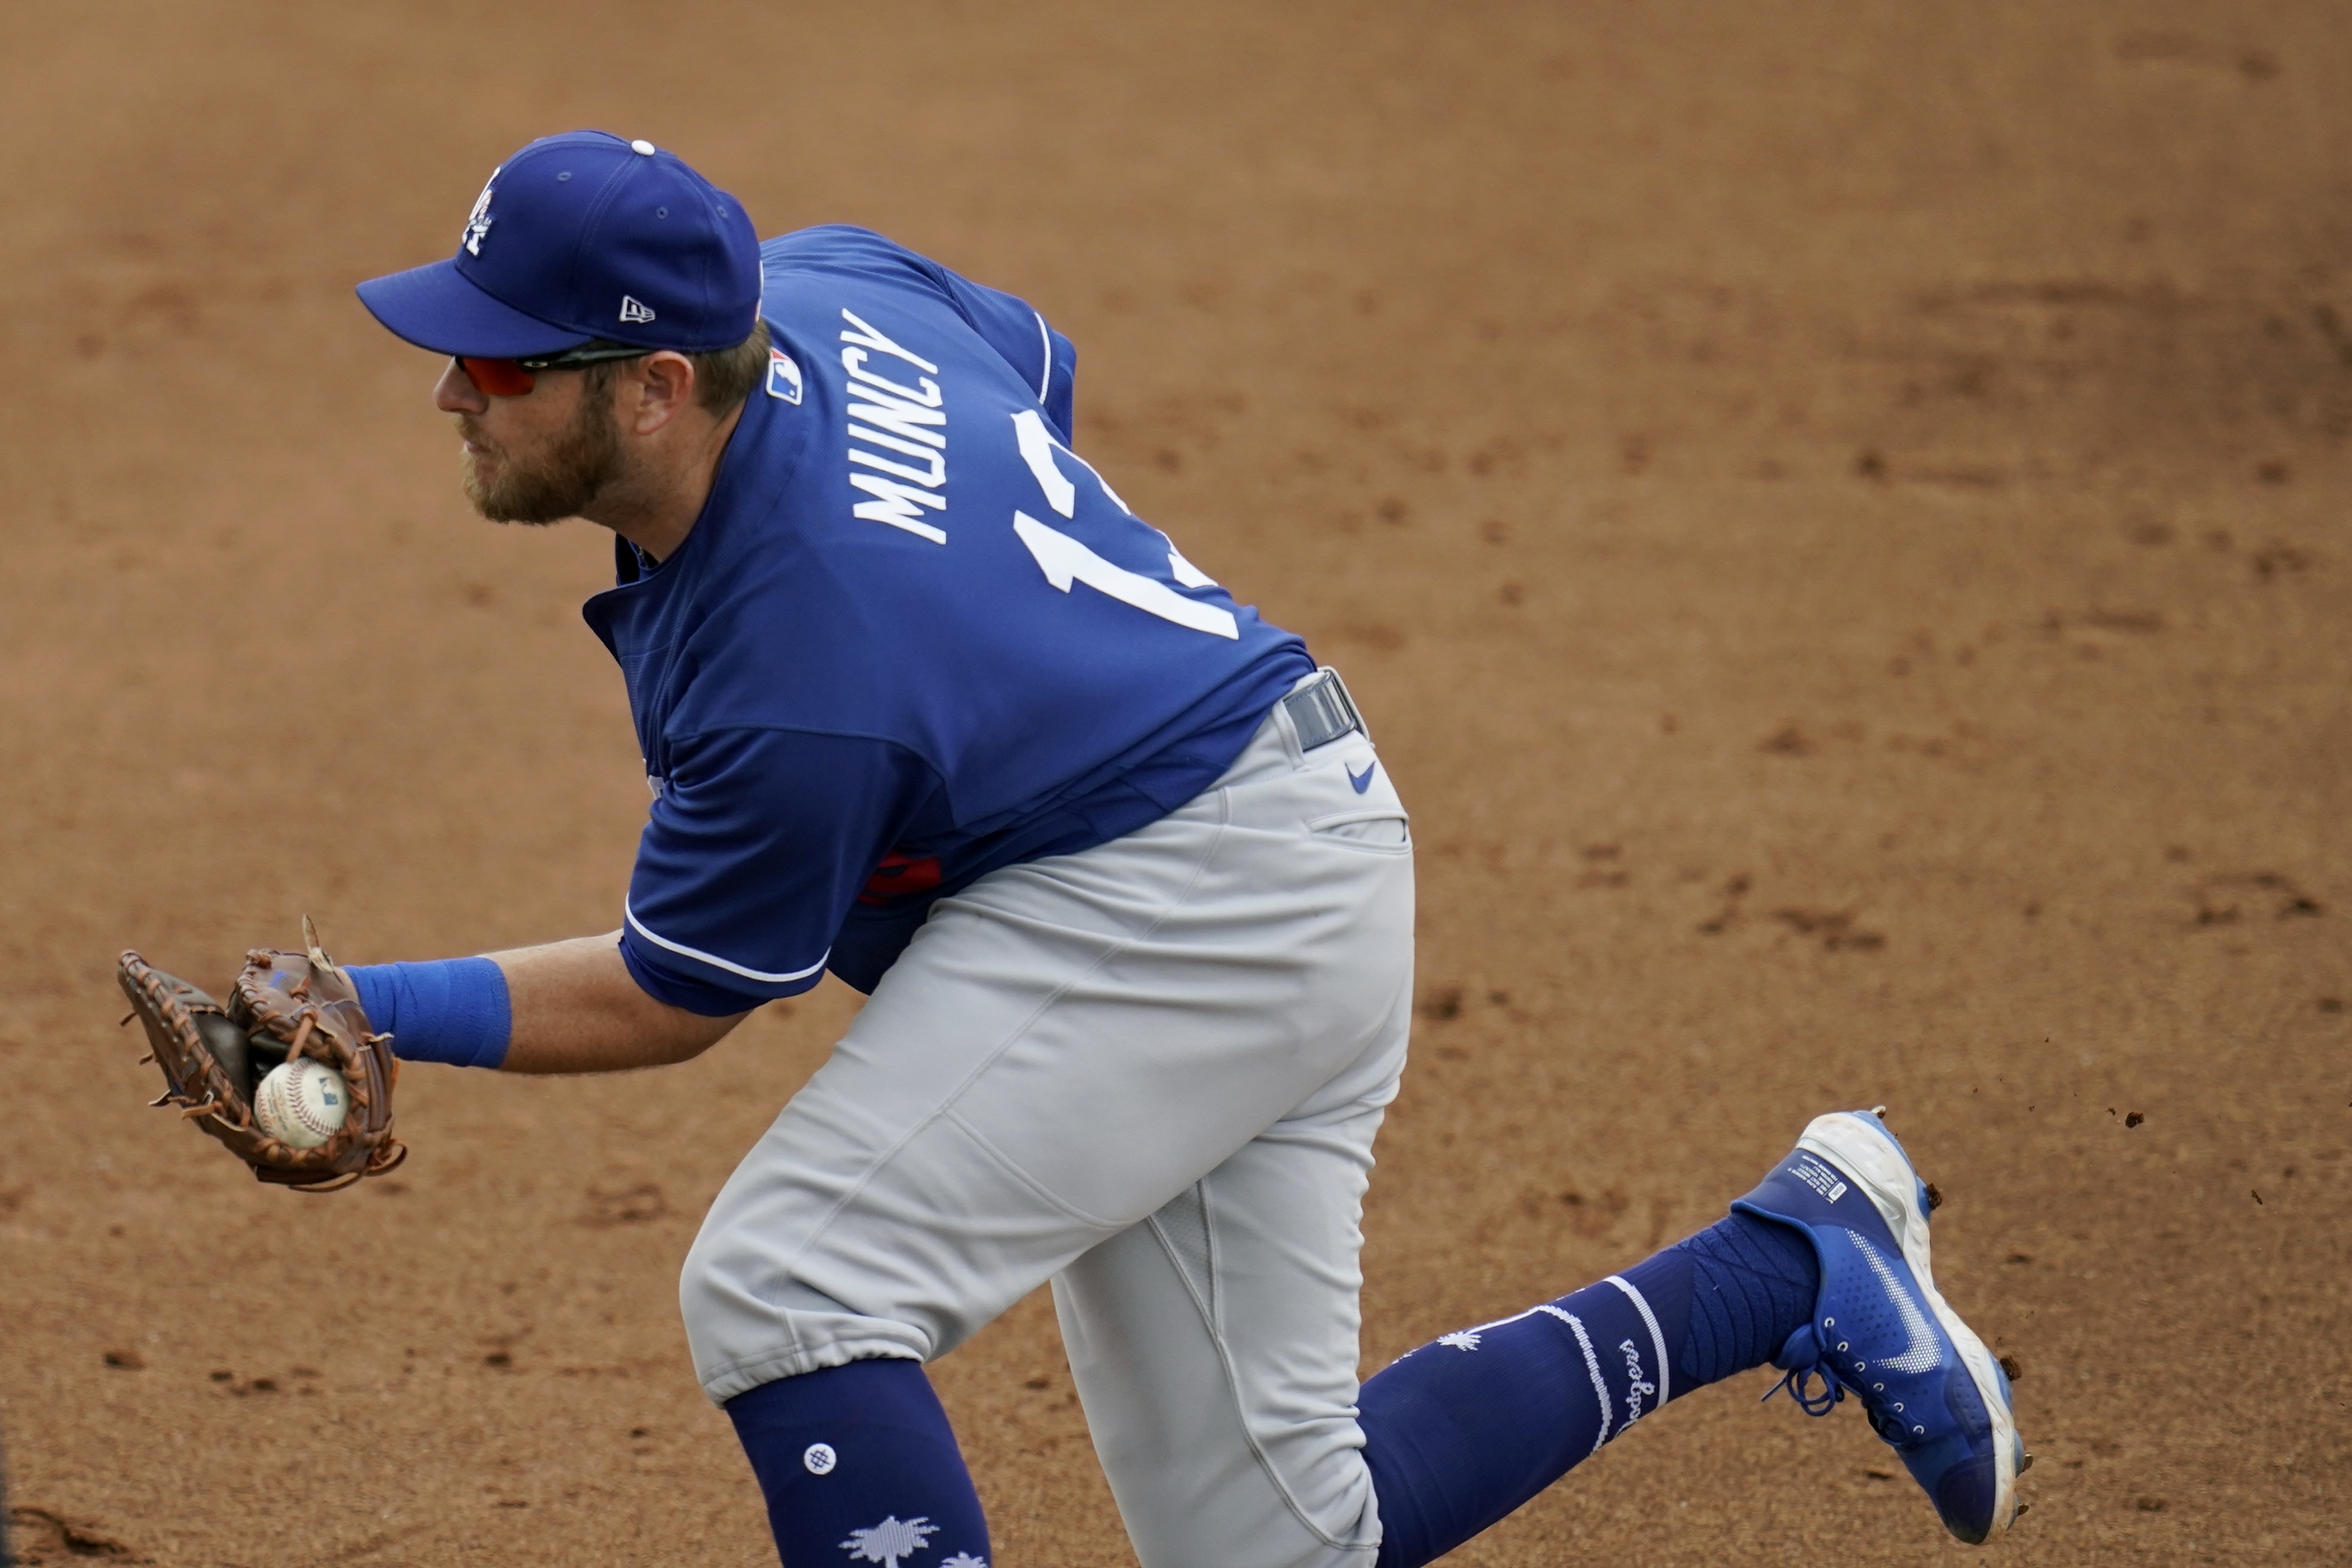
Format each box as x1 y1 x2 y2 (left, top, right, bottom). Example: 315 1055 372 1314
357 131 760 358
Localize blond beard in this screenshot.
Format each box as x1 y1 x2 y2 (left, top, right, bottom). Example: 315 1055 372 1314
457 384 624 524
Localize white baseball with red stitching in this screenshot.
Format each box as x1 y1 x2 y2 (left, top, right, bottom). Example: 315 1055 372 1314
255 1060 351 1149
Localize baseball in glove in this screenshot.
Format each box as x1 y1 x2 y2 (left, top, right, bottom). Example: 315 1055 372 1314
117 918 404 1192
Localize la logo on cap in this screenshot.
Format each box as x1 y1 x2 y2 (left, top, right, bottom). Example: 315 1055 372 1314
619 295 656 324
462 170 498 257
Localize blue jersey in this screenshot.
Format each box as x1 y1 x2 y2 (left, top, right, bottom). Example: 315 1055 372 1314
585 226 1314 1011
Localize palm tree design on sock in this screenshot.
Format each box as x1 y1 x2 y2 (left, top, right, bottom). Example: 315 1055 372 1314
939 1555 989 1567
840 1516 939 1566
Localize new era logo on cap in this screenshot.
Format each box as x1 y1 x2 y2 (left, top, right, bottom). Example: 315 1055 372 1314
620 295 657 324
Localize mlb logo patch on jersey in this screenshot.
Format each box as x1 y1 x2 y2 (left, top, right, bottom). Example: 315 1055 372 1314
766 347 804 404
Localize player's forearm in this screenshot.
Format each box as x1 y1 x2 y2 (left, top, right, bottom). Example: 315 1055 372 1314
350 934 746 1075
487 933 747 1074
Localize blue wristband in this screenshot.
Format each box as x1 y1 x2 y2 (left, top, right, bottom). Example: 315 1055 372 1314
347 957 513 1070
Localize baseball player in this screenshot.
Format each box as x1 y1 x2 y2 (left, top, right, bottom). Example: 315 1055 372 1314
342 131 2026 1565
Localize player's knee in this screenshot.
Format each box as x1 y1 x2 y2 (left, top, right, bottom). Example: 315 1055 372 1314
676 1224 789 1341
676 1222 795 1376
678 1226 937 1393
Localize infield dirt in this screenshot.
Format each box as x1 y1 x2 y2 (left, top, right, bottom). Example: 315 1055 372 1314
3 3 2345 1565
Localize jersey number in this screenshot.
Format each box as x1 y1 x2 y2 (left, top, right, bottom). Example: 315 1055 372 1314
1009 411 1237 640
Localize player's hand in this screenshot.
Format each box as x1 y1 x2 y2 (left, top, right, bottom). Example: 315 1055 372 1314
118 918 404 1192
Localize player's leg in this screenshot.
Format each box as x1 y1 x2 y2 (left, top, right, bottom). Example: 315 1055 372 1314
1053 984 1409 1568
1354 1109 2025 1564
723 1357 990 1568
679 695 1416 1567
1064 1093 2019 1567
1048 1004 1805 1568
1349 1202 1819 1562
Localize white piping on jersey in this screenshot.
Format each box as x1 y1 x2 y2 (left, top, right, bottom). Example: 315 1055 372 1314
1604 1274 1672 1409
1032 310 1053 404
624 902 830 985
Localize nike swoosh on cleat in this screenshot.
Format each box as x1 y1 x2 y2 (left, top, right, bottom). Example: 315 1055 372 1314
1848 1230 1942 1374
1347 761 1377 793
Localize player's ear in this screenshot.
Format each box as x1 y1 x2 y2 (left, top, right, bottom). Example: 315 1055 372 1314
625 351 698 436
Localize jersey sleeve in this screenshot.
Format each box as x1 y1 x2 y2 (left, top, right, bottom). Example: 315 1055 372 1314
619 727 941 1015
930 266 1077 443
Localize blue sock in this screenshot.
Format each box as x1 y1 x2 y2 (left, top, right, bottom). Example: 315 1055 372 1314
346 957 512 1069
1360 1211 1817 1568
727 1359 992 1568
1676 1204 1820 1384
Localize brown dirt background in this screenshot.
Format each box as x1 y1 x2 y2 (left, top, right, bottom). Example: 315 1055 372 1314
3 2 2347 1563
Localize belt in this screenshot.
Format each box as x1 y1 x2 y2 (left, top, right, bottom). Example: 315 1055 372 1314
1282 667 1366 751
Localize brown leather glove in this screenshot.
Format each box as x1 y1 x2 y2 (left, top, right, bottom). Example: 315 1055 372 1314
117 919 404 1192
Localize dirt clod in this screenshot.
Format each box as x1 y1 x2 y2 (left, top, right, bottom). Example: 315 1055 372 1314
7 1506 144 1562
1416 988 1463 1022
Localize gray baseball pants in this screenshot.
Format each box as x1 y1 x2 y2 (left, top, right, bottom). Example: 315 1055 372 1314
679 681 1414 1568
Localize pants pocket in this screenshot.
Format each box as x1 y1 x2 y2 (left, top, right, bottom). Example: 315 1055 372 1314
1307 807 1411 849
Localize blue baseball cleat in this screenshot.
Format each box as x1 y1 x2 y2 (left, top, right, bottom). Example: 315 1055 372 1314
1733 1109 2027 1543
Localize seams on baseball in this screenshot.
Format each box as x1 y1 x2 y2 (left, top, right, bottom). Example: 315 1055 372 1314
255 1059 350 1149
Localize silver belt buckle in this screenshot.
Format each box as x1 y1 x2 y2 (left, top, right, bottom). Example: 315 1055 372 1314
1284 668 1364 752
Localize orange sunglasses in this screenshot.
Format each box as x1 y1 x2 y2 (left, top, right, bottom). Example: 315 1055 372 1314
453 340 649 397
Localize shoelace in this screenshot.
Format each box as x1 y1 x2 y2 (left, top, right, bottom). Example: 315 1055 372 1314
1764 1352 1919 1446
1761 1361 1843 1417
1762 1322 1844 1416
